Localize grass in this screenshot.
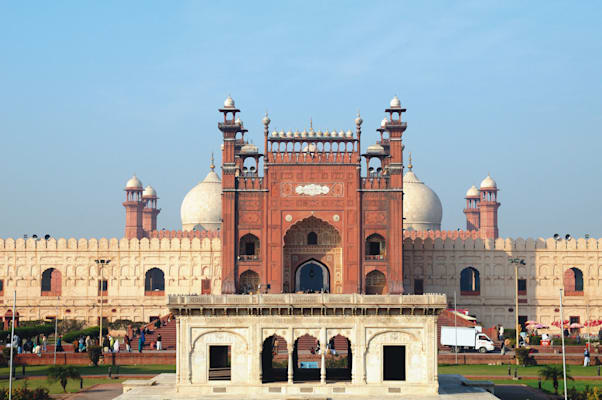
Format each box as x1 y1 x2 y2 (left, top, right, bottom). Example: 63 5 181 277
487 379 602 394
0 377 130 394
439 364 601 377
0 364 175 378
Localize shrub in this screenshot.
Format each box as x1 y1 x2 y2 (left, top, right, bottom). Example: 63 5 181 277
62 326 108 343
88 345 102 367
0 387 52 400
539 365 573 395
0 324 55 340
58 319 86 335
108 319 134 330
514 347 536 366
47 365 81 393
503 328 516 339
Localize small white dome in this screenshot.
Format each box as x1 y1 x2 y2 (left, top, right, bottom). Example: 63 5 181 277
181 170 222 231
480 174 497 189
241 143 258 154
403 169 443 231
294 130 300 138
301 130 308 138
286 130 293 138
279 130 285 138
316 130 323 137
125 175 143 189
143 185 157 197
381 118 388 127
308 130 315 138
235 118 243 126
271 130 278 137
390 95 401 108
466 185 480 197
339 130 345 138
324 129 330 137
224 95 235 108
366 144 385 154
345 130 353 138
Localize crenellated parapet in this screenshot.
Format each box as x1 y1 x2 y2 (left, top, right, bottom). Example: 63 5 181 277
402 235 602 251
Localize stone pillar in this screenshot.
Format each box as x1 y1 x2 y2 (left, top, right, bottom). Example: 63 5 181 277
362 346 367 384
175 318 180 385
351 345 359 383
258 351 263 383
320 328 326 384
287 346 293 384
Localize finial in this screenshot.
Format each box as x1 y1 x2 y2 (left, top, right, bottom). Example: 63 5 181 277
210 153 215 171
310 117 313 131
262 111 270 126
355 110 363 126
408 153 413 171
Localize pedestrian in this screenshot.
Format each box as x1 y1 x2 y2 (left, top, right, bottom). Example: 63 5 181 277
79 336 85 352
85 335 91 350
42 334 47 352
113 337 120 353
56 335 64 352
103 335 110 353
156 334 162 351
125 334 131 352
584 347 590 367
109 335 115 352
499 325 504 341
138 334 144 353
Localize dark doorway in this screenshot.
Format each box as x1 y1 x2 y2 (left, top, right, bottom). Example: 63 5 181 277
325 335 351 382
383 345 405 381
209 345 231 381
297 262 328 292
293 334 321 382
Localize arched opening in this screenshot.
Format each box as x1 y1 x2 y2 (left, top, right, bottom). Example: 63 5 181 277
239 234 260 261
295 260 329 293
41 268 61 296
293 334 321 382
365 234 386 260
460 267 480 295
261 335 288 383
239 270 260 294
564 267 584 295
365 270 386 295
145 268 165 296
283 216 341 293
325 334 351 382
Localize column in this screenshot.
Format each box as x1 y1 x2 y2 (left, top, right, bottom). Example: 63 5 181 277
351 345 359 383
287 346 293 384
320 328 326 384
258 351 263 383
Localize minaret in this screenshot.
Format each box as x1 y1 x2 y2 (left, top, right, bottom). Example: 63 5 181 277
123 175 144 239
142 185 160 236
382 96 407 294
218 95 242 294
463 185 480 231
478 174 500 239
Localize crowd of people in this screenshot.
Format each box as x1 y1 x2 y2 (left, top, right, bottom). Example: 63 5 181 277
5 333 49 356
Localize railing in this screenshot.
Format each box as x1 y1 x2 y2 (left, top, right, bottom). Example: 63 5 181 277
361 176 390 189
238 254 260 261
365 254 385 261
267 150 359 164
236 176 264 190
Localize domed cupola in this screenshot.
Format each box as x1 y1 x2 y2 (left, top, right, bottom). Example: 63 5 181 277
402 154 443 231
480 174 497 189
180 155 222 231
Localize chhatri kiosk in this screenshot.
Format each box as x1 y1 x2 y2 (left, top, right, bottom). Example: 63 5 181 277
168 97 445 397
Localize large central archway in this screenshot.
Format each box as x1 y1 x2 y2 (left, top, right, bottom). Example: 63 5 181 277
295 260 330 293
283 216 342 293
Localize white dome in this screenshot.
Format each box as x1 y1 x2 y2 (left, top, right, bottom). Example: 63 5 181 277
181 170 222 231
241 143 258 154
390 95 401 108
224 95 235 108
480 174 497 189
381 118 388 127
143 185 157 197
125 175 143 189
403 170 442 231
366 144 385 154
345 130 353 138
466 185 479 197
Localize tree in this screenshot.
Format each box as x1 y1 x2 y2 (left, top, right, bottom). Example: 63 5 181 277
538 365 573 395
47 365 82 393
88 345 102 367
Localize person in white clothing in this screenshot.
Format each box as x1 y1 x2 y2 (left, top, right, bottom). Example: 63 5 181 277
113 338 120 353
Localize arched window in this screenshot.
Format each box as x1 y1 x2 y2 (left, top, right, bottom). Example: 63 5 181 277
239 270 260 294
564 267 584 296
307 231 318 245
145 268 165 296
365 234 386 260
239 234 260 261
460 267 480 295
41 268 62 296
365 270 386 295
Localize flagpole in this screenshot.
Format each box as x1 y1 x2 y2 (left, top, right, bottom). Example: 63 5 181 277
559 289 568 400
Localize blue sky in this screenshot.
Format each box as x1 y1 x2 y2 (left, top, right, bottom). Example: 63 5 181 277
1 1 601 239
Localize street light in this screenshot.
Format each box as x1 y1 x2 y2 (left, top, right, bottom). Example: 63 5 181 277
508 257 526 350
94 259 111 344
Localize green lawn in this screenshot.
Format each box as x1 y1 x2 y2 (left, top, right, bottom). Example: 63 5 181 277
0 364 175 378
487 379 602 394
0 377 130 394
439 364 600 377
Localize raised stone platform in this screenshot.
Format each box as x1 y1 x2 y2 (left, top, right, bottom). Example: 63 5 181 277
117 373 499 399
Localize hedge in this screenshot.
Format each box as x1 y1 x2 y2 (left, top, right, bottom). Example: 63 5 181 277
0 324 55 340
62 326 108 343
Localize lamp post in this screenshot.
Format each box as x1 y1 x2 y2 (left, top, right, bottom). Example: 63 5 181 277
95 259 110 344
508 257 526 350
559 289 568 400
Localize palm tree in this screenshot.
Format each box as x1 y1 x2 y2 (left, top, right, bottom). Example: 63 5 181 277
47 365 82 393
538 365 573 395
